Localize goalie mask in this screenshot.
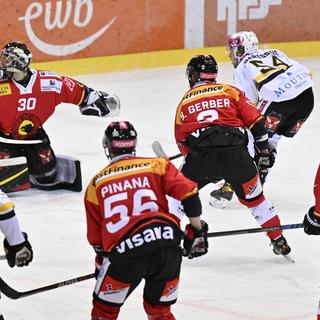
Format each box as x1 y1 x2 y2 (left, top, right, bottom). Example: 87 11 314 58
186 55 218 88
0 41 32 77
227 31 259 68
103 121 137 159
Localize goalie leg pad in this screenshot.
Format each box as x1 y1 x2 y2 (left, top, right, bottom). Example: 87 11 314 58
0 157 30 193
30 155 82 192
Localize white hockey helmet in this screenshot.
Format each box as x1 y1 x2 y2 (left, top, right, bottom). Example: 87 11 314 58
227 31 259 67
0 41 32 74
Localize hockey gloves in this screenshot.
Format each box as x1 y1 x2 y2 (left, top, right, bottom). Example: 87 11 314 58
254 148 275 170
183 220 209 259
3 232 33 267
303 206 320 235
93 246 107 278
80 89 120 117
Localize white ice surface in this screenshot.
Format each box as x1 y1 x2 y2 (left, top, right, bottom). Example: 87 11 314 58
1 57 320 320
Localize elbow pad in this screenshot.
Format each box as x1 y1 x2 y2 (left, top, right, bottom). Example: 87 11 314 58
181 194 202 218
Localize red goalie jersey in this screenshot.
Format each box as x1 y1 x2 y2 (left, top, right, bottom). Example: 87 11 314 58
84 155 198 254
174 82 263 156
0 69 86 140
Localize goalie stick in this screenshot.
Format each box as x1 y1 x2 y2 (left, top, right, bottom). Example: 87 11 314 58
0 273 95 300
0 157 27 166
151 141 182 160
0 137 42 145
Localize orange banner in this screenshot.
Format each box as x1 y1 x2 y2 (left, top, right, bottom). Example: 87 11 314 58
0 0 319 64
205 0 320 46
0 0 184 62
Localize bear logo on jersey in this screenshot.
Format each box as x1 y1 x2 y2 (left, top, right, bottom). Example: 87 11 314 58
12 114 41 139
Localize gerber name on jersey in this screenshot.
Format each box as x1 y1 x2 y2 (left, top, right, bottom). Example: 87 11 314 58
187 98 230 115
40 79 62 93
116 225 174 253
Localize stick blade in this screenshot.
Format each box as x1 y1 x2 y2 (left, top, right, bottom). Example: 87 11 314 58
0 277 20 299
151 141 168 158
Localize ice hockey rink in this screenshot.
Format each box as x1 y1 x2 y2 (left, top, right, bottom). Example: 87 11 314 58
1 56 319 319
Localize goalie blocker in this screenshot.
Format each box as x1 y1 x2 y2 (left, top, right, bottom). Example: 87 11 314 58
0 156 82 193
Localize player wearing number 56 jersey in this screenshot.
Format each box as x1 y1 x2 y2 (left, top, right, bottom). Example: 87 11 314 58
227 31 314 183
85 121 209 320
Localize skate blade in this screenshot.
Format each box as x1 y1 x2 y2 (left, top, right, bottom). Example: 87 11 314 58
282 254 295 263
209 198 227 209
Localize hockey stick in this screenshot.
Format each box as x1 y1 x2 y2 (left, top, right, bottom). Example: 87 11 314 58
0 137 42 145
152 141 182 160
207 223 304 238
0 273 95 299
0 157 27 166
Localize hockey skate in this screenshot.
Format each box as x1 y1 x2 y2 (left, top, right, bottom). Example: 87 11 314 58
209 181 234 209
271 235 291 256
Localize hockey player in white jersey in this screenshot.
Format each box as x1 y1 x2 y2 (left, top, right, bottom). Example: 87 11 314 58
210 31 314 207
0 189 33 319
0 190 33 267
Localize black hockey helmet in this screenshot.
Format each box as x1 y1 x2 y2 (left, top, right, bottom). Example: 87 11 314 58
103 121 137 159
186 54 218 87
1 41 32 74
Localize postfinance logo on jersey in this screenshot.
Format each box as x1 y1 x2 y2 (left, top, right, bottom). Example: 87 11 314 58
0 83 12 96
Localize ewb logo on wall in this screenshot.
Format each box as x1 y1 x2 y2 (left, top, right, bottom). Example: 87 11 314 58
18 0 116 56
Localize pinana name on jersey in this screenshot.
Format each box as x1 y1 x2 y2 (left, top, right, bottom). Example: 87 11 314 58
116 226 174 253
101 176 151 197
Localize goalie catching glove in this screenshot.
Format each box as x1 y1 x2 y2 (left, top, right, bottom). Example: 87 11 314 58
3 232 33 267
80 89 120 117
303 206 320 235
183 220 209 259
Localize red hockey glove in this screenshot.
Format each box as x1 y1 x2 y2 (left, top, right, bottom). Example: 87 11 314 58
183 220 209 259
303 206 320 235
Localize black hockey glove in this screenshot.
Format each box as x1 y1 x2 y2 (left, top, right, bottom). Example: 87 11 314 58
93 246 107 278
254 148 275 170
303 206 320 235
3 232 33 267
183 220 209 259
80 90 120 117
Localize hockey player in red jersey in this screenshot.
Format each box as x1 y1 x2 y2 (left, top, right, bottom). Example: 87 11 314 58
303 164 320 234
175 54 290 256
0 41 120 192
303 164 320 320
84 121 209 320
